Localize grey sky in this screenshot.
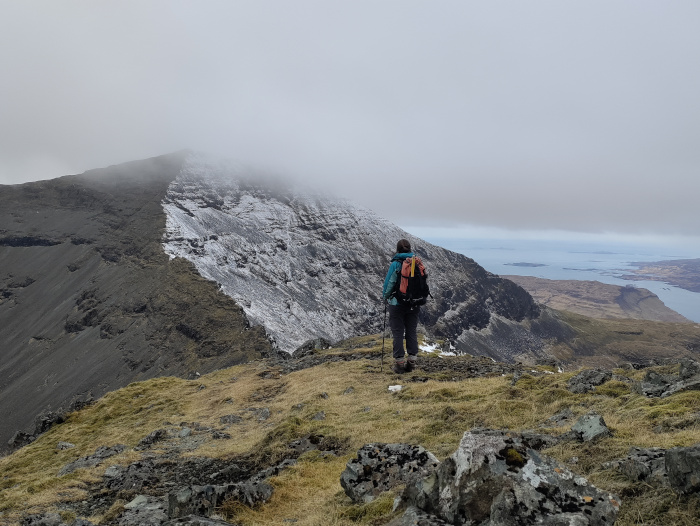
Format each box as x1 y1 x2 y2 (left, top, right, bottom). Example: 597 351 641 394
1 1 699 238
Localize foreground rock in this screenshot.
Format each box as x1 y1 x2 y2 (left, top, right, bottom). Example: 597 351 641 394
342 431 620 525
665 445 700 495
605 444 700 495
403 431 620 525
340 444 439 504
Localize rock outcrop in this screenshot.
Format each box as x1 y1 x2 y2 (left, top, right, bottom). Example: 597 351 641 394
566 369 613 394
605 443 700 496
665 445 700 495
637 359 700 398
341 430 621 525
340 444 439 504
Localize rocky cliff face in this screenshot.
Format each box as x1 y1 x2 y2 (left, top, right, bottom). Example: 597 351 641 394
162 154 557 356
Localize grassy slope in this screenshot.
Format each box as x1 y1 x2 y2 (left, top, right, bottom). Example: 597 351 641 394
1 335 700 526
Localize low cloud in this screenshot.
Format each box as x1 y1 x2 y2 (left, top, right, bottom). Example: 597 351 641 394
1 1 698 236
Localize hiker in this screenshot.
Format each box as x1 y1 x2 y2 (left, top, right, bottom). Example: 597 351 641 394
383 239 421 374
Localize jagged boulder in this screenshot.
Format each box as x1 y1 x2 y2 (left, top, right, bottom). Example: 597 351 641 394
401 430 620 525
103 459 158 492
567 369 612 394
542 408 574 428
638 370 675 397
666 444 700 495
617 447 669 485
293 337 333 357
340 444 439 504
8 430 35 450
660 378 700 398
564 413 612 442
467 428 560 450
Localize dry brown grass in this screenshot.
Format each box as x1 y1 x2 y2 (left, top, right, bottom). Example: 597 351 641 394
1 340 700 525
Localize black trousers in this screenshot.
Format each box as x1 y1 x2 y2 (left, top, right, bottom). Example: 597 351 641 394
388 304 419 360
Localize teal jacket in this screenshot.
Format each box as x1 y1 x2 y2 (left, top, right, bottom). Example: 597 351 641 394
383 252 414 305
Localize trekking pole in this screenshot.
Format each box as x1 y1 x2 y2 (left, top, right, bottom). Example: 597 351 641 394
380 301 387 372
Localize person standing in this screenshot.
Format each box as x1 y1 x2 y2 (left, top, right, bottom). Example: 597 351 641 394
382 239 420 373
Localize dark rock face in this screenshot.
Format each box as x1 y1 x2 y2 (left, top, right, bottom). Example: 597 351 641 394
401 431 621 525
566 369 612 394
340 443 440 504
0 152 272 454
666 445 700 495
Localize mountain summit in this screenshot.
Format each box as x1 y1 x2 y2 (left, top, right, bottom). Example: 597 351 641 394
0 151 562 452
161 153 553 355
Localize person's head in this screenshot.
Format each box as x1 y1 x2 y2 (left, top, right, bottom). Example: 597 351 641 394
396 239 411 253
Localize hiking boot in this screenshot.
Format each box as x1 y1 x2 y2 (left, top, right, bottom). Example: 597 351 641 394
392 361 406 374
405 355 417 372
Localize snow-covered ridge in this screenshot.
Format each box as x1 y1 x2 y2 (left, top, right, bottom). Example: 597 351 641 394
162 153 545 359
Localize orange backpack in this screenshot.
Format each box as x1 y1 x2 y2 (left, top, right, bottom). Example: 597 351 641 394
394 256 430 306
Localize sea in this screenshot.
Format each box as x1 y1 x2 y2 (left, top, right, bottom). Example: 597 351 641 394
411 233 700 323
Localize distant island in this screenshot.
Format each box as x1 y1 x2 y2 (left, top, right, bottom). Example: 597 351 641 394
504 262 547 268
619 258 700 293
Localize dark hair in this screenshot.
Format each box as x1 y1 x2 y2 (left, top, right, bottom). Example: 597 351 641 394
396 239 411 253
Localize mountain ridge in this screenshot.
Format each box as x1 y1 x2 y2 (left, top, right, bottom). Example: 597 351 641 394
161 153 551 356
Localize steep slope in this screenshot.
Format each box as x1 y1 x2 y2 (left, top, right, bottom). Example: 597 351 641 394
504 275 691 323
162 154 560 357
0 153 271 453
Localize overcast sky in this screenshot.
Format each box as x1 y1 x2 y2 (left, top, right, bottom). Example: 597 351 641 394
1 1 699 240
